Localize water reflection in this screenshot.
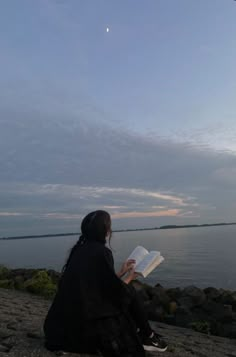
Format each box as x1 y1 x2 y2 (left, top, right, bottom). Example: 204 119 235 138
0 226 235 289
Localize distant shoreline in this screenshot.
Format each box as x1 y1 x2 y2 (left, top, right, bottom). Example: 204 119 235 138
1 222 236 240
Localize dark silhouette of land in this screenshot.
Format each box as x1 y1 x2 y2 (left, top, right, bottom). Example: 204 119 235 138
1 222 236 240
159 222 236 229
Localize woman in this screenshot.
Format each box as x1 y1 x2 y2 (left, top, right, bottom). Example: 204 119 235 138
44 210 167 356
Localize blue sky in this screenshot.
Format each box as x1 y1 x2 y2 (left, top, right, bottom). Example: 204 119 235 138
0 0 236 236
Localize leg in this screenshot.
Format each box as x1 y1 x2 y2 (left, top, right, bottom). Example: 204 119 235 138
126 285 152 338
95 313 145 357
126 285 168 352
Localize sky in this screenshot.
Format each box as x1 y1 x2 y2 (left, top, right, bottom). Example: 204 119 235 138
0 0 236 236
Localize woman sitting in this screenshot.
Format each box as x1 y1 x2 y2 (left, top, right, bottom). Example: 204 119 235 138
44 210 167 356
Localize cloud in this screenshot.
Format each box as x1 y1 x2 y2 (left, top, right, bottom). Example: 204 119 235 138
212 167 236 186
43 213 83 220
42 209 180 220
0 212 31 217
111 209 180 219
0 109 236 234
0 183 196 216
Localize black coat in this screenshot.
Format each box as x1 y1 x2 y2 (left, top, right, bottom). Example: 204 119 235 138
44 241 145 356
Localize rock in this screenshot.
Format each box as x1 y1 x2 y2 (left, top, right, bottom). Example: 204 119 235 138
231 321 236 338
150 305 166 321
131 280 149 301
204 301 232 322
0 344 9 352
148 286 170 308
191 307 210 323
144 300 165 321
154 283 163 288
219 322 236 338
131 280 146 291
175 306 193 327
0 335 15 352
6 323 18 331
182 286 206 306
221 305 233 322
204 287 222 301
0 328 14 339
233 312 236 321
166 287 182 301
169 301 177 314
219 290 236 310
1 288 236 356
178 296 195 309
164 314 176 325
27 331 42 339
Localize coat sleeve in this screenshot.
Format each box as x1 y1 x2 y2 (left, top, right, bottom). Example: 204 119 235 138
101 247 133 309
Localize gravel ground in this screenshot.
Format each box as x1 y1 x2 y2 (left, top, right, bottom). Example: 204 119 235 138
0 288 236 357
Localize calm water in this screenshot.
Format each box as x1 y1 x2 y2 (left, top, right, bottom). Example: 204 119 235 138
0 225 236 289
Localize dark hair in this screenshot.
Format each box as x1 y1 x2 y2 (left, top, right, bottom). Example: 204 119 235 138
62 210 112 273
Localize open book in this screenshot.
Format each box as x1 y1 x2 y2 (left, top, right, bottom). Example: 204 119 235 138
127 246 164 278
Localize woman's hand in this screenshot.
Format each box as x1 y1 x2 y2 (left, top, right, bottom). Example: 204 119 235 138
117 259 136 278
123 267 139 284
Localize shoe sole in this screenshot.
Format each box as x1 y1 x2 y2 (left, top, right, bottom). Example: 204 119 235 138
143 345 168 352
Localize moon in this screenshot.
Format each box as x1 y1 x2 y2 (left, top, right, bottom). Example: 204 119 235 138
106 27 110 33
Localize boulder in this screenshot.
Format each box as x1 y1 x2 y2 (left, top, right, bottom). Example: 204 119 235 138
169 301 178 314
164 314 176 325
175 306 193 327
182 286 206 306
218 290 236 310
147 286 170 308
204 287 222 301
144 300 165 321
202 301 233 322
131 279 147 292
230 321 236 338
131 280 149 301
178 296 195 309
166 287 182 301
191 307 210 323
149 305 166 321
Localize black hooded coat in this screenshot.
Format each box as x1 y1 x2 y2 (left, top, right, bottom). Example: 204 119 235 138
44 240 145 356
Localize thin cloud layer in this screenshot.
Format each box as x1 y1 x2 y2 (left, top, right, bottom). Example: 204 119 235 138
0 110 236 235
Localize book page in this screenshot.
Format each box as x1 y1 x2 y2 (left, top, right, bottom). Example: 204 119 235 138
135 251 163 277
127 246 149 267
140 255 164 278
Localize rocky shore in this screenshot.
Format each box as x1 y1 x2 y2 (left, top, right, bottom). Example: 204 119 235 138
1 288 236 356
1 266 236 339
132 280 236 339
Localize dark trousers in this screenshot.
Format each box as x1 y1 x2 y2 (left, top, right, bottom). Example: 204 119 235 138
126 284 152 338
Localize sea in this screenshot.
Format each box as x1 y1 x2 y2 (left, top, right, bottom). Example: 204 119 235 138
0 225 236 290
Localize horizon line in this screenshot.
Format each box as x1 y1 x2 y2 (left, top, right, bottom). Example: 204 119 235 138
1 222 236 240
